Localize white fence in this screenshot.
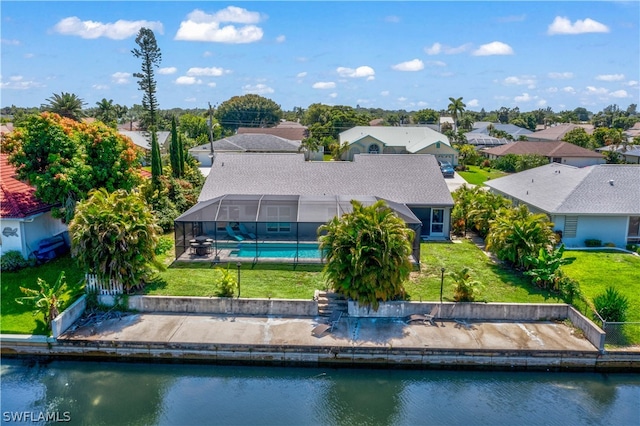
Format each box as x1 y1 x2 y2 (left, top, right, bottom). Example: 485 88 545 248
85 274 123 295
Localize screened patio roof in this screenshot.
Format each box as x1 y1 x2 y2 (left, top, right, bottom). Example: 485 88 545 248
175 194 422 224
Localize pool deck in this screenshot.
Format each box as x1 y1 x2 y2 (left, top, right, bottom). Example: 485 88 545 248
176 240 325 265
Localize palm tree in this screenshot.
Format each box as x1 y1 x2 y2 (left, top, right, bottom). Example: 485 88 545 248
95 98 116 124
447 97 466 131
43 92 86 121
318 200 414 310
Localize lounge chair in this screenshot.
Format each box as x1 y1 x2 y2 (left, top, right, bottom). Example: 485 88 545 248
226 225 245 242
312 311 342 337
238 223 256 239
406 305 439 326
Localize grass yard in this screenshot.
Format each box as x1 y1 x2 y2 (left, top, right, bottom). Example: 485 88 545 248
1 256 85 335
457 165 508 186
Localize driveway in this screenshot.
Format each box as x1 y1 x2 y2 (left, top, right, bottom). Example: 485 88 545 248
445 171 469 192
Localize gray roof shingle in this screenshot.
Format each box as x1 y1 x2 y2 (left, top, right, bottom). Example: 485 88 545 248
485 163 640 214
190 133 301 153
199 153 454 206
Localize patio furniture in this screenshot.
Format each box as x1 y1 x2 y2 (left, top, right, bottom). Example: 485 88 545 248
239 223 256 239
406 305 439 326
226 225 245 241
312 311 342 337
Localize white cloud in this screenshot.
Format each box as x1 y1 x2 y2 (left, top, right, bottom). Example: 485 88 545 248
424 42 471 55
547 16 609 35
467 99 479 107
23 53 35 59
296 72 307 78
596 74 624 82
514 93 533 103
276 35 286 43
329 93 338 99
380 91 390 96
391 59 424 72
111 72 130 84
610 90 629 98
186 67 227 77
207 82 217 88
397 97 407 102
473 41 514 56
175 7 264 43
1 39 20 45
536 99 547 107
92 84 109 90
158 67 178 75
625 80 638 87
313 82 336 89
585 86 607 95
53 17 163 40
503 75 536 89
385 15 401 23
548 72 573 79
243 83 274 94
336 66 375 79
563 86 576 94
0 75 44 90
175 76 202 85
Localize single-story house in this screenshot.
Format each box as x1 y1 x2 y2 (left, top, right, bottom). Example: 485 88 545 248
189 134 303 167
595 145 640 164
237 120 308 141
338 126 458 165
464 133 511 148
485 163 640 248
527 123 594 142
174 153 455 262
471 122 532 139
118 130 171 151
0 154 68 260
481 141 606 167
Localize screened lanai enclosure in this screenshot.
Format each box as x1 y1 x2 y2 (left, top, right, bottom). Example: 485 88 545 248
174 194 422 264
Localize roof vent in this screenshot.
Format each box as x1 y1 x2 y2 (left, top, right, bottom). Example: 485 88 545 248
609 180 614 186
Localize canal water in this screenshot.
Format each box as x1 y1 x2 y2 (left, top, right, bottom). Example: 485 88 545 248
2 359 639 425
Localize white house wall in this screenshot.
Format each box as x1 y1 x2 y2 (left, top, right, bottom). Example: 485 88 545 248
562 157 606 167
553 214 628 248
416 144 458 166
0 212 67 259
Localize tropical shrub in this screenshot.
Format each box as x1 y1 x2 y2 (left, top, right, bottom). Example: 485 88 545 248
214 266 238 297
0 250 32 272
155 235 174 256
319 200 414 310
449 267 484 302
69 188 161 292
523 244 575 290
594 287 629 322
585 239 602 247
15 271 68 328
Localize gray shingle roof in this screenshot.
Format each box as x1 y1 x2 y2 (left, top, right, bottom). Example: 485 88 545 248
485 163 640 214
482 141 604 158
471 123 532 137
190 133 301 153
198 153 454 206
118 131 170 150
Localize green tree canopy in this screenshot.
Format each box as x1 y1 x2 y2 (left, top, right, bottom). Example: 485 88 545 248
215 94 283 131
6 112 142 221
42 92 85 121
562 127 591 148
413 108 439 124
318 200 414 310
69 188 161 292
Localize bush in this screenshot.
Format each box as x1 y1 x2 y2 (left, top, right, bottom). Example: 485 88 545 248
0 250 32 272
625 243 638 252
594 286 629 322
604 242 616 248
214 266 237 297
585 239 602 247
449 267 484 302
481 159 491 168
155 235 174 255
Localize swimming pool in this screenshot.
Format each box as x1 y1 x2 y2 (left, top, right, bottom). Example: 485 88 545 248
230 242 322 259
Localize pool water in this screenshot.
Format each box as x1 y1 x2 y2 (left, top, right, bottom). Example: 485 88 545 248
231 243 322 259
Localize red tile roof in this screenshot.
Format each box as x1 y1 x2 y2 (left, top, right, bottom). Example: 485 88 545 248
1 154 53 218
482 141 604 158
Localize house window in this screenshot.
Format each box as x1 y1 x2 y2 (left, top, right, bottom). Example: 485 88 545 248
368 144 380 154
628 216 640 242
431 209 444 234
266 206 291 233
564 216 578 238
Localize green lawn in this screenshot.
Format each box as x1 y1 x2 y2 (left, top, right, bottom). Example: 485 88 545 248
562 250 640 322
1 256 85 335
457 165 508 185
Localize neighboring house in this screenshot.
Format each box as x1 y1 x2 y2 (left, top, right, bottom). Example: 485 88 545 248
485 163 640 248
118 130 171 151
464 133 511 148
481 141 605 167
527 123 594 142
189 134 303 166
471 122 532 139
595 145 640 164
338 126 458 165
175 153 455 261
0 154 68 259
624 122 640 140
237 121 308 141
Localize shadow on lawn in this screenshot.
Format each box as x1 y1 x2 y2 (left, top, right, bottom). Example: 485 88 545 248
486 262 564 302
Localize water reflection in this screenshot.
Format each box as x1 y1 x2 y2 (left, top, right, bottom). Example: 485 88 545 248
2 360 639 426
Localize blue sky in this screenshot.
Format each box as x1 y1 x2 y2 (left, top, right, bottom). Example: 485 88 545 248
1 1 638 113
